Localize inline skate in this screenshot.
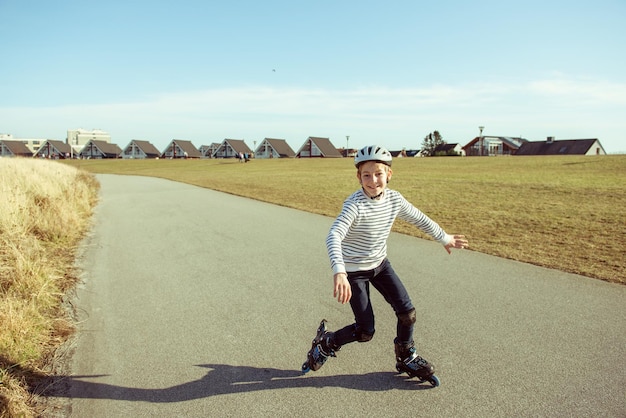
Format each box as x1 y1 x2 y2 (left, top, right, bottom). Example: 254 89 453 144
394 339 440 387
301 320 338 374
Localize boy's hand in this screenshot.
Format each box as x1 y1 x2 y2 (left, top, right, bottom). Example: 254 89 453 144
333 273 351 304
444 234 469 254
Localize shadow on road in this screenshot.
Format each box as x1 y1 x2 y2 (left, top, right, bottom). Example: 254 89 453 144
43 363 435 402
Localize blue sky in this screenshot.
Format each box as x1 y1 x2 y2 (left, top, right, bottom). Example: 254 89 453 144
2 0 625 153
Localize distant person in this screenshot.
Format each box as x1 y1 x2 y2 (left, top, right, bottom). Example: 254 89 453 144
301 145 468 386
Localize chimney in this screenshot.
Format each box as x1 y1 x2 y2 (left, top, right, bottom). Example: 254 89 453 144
547 136 555 143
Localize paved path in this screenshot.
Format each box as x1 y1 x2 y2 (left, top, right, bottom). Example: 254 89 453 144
51 174 625 417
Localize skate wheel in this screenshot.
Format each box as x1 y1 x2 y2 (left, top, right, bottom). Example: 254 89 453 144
428 375 440 387
301 362 310 374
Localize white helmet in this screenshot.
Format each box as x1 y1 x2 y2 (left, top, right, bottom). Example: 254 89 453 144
354 145 392 167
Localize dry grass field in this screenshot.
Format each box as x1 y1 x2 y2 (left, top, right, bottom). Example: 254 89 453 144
66 154 625 284
0 158 98 417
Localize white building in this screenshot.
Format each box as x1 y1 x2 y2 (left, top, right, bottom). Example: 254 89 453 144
67 129 111 147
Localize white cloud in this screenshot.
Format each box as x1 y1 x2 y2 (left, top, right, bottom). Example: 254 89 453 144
2 75 625 152
528 77 626 105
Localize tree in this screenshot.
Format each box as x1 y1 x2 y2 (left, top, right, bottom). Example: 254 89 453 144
421 131 445 156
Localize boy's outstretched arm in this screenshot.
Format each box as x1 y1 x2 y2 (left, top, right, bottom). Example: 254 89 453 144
333 273 351 304
444 234 469 254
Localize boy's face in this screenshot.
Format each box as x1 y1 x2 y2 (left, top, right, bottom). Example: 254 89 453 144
357 161 392 198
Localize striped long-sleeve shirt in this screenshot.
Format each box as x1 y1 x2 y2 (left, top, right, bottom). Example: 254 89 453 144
326 188 452 274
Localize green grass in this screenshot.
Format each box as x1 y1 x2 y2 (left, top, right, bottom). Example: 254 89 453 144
65 155 626 284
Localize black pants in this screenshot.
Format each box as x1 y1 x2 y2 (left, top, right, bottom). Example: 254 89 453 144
333 259 415 347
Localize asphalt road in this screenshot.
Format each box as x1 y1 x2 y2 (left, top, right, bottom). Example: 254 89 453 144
49 174 625 417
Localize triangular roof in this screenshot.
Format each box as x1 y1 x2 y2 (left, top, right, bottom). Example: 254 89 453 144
200 143 221 157
80 140 122 158
256 138 296 158
516 139 604 156
35 140 72 158
198 144 212 154
0 140 33 157
161 139 202 158
296 137 342 158
434 143 460 153
122 140 161 158
213 139 253 157
226 139 253 154
462 135 530 156
464 136 528 149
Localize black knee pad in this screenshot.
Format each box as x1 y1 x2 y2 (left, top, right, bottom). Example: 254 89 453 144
397 308 416 327
355 327 375 342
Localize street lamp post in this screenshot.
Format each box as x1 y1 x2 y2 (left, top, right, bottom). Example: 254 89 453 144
346 135 350 157
478 126 484 156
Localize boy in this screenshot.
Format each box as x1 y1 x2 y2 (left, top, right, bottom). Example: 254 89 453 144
303 145 468 384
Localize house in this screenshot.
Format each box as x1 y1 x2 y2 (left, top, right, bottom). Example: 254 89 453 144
337 148 357 158
34 140 73 159
161 139 202 159
200 143 221 158
0 140 34 157
405 149 423 157
296 137 342 158
390 149 424 158
78 140 122 159
433 143 465 156
255 138 296 158
515 137 606 156
121 140 161 159
463 136 529 156
199 143 218 158
212 139 253 158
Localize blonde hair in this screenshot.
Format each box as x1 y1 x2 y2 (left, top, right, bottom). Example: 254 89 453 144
356 160 392 175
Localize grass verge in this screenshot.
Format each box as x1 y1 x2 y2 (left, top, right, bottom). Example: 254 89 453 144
0 158 99 417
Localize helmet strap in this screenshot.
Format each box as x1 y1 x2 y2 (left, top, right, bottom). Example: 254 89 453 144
366 189 384 200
